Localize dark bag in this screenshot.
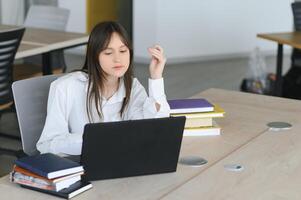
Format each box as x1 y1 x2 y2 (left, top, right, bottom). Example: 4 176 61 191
240 73 275 95
282 66 301 100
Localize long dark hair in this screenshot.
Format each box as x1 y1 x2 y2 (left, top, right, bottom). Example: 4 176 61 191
82 21 133 122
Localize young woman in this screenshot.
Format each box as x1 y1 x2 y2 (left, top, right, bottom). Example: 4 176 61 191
37 21 170 155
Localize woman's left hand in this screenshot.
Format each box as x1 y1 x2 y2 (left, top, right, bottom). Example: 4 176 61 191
148 45 166 79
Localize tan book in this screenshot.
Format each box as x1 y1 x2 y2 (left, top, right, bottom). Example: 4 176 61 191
184 122 221 136
185 117 213 128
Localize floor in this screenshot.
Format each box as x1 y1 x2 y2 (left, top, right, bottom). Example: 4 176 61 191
0 53 291 177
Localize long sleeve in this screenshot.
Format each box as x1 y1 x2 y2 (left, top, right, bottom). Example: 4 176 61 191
36 81 83 155
125 78 170 119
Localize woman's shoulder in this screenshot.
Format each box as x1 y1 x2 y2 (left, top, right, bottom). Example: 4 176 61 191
51 71 88 90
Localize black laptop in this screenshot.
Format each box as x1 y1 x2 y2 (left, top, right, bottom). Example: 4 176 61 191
80 117 186 181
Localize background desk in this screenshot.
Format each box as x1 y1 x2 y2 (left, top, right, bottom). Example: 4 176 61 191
0 89 299 199
257 32 301 97
0 24 89 74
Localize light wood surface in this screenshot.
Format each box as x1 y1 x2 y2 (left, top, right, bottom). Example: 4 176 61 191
0 102 13 111
162 90 301 200
16 42 47 59
162 130 301 199
22 27 89 49
17 27 89 59
0 88 299 199
257 32 301 49
0 24 88 59
162 126 301 200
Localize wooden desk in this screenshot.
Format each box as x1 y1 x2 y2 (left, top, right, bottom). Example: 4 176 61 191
0 88 298 199
162 96 301 200
0 24 89 74
16 43 47 59
21 27 88 74
257 32 301 97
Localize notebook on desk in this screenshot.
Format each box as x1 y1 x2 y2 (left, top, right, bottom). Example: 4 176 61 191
79 117 186 181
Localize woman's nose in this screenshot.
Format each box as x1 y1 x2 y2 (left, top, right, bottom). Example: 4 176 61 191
113 53 121 62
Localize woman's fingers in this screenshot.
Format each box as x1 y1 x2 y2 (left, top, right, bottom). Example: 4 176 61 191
149 45 164 54
148 48 164 60
151 49 162 55
149 47 162 53
154 45 163 53
150 51 163 61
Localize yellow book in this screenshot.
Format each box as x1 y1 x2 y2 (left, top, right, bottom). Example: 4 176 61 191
171 104 225 119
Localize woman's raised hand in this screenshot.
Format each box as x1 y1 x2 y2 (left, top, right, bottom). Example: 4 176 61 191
148 45 166 79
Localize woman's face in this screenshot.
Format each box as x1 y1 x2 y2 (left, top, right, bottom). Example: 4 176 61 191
98 32 130 80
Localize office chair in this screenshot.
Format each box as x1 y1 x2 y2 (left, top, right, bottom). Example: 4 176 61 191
291 2 301 67
12 74 61 156
282 2 301 99
0 27 25 156
26 0 58 8
14 5 70 80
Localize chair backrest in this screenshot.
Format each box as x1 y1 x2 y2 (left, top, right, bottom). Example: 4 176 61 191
28 0 58 7
24 5 70 31
0 27 25 106
12 74 61 156
291 2 301 67
292 2 301 31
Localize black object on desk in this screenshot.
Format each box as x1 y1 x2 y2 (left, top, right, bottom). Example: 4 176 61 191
80 117 186 181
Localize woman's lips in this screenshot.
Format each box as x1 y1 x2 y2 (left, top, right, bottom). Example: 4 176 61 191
113 65 123 69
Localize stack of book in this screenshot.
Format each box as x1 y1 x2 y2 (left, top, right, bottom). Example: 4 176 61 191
168 98 225 136
10 153 92 199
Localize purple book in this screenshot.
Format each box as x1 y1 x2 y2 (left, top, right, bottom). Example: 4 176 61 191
168 98 214 114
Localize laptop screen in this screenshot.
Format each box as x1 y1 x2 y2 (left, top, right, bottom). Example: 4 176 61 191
80 117 186 181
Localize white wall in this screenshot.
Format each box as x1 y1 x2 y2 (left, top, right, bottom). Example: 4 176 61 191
0 0 24 25
134 0 294 63
58 0 86 55
133 1 157 62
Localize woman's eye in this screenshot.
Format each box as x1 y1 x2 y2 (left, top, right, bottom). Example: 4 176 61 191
120 50 127 53
104 52 112 55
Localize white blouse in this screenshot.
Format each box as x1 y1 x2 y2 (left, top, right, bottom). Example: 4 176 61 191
36 72 170 155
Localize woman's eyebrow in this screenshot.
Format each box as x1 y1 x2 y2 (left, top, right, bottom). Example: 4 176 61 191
104 45 127 50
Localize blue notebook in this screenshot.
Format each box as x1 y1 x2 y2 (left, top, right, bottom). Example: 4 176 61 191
15 153 84 179
168 98 214 114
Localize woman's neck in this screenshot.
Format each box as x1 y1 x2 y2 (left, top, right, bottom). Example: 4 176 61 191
102 77 120 100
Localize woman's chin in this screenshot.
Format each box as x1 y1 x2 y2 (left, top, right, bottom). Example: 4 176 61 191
113 71 126 78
